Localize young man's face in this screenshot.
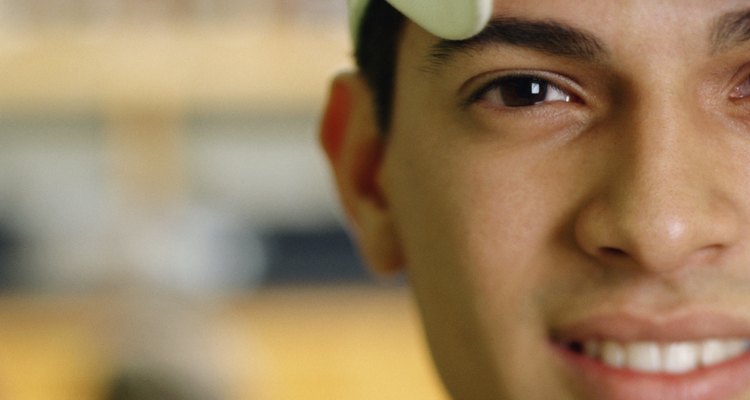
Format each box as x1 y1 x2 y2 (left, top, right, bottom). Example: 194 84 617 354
323 0 750 399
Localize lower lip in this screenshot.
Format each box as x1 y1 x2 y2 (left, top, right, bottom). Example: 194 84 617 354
554 342 750 400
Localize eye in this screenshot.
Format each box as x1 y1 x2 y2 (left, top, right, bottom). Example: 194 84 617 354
730 76 750 100
471 75 576 108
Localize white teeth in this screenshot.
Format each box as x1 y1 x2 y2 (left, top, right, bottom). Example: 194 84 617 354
725 339 747 358
584 341 600 358
663 342 699 374
572 338 749 374
627 342 662 372
700 339 726 366
601 341 626 368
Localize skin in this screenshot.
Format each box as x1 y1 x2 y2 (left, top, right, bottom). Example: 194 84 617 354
322 0 750 398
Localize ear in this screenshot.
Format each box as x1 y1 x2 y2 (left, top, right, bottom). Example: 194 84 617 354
320 72 405 275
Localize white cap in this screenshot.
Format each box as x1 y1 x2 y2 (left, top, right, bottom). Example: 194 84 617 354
349 0 493 41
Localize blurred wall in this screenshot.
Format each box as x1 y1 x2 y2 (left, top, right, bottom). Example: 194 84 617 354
0 2 446 399
0 0 356 291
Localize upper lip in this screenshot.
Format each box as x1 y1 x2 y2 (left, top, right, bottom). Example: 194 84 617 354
551 311 750 343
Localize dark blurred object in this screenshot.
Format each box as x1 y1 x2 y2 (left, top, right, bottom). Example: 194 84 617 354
262 225 372 285
0 218 22 289
106 369 215 400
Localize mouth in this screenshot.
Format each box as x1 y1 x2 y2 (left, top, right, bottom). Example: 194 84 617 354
551 313 750 400
560 338 750 374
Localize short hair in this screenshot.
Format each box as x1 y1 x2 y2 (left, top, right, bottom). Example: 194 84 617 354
354 0 406 133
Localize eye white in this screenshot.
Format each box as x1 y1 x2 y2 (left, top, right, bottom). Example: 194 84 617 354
542 84 572 103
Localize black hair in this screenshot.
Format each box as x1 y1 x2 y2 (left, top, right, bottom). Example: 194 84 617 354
354 0 406 133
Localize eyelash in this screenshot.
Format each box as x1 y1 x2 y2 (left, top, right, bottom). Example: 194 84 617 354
466 73 579 109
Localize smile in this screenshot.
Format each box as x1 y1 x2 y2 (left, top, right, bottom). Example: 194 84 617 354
563 338 750 374
552 313 750 400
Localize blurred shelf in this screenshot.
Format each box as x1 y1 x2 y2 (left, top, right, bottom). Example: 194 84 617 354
0 21 350 114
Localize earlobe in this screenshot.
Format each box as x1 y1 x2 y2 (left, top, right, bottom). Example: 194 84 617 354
319 72 405 275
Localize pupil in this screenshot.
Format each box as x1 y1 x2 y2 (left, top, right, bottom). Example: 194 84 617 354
500 77 548 107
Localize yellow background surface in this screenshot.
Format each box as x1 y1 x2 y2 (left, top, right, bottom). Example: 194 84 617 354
0 287 448 400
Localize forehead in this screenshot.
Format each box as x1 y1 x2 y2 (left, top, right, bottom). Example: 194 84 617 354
399 0 750 71
488 0 745 35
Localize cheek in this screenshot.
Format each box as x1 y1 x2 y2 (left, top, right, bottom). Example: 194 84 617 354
382 133 577 387
386 138 566 300
387 137 560 341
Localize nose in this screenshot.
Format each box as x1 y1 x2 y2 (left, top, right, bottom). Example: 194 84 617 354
574 101 741 274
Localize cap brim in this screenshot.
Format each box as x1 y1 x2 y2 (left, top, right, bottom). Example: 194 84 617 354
349 0 492 41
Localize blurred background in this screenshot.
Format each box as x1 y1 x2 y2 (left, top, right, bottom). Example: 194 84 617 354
0 0 446 399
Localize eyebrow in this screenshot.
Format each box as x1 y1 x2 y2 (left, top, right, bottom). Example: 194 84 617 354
711 9 750 53
426 17 608 69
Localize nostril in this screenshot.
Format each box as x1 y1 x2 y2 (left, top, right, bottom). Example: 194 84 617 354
692 244 726 265
600 247 627 257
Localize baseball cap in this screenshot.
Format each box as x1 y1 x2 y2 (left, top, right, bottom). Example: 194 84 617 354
348 0 493 41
